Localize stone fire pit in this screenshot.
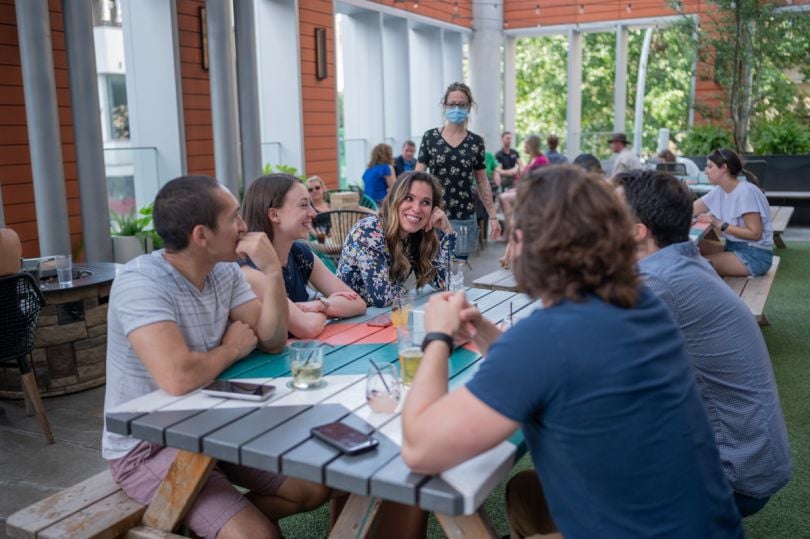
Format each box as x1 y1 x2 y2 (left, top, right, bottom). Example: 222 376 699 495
0 262 120 398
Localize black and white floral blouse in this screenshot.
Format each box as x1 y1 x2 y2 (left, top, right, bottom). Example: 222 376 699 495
417 127 486 220
336 215 456 307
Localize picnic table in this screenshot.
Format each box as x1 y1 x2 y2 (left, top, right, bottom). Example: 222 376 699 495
474 222 712 293
104 288 536 538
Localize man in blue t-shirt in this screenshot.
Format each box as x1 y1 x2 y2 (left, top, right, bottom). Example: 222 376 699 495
618 169 792 518
394 140 417 176
402 165 743 538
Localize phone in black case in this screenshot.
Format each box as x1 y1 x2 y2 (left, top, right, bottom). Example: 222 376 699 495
310 422 379 454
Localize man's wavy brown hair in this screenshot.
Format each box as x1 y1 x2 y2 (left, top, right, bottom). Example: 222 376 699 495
379 171 443 289
512 165 639 308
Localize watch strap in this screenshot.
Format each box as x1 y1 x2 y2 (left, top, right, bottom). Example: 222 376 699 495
720 222 730 232
421 332 454 353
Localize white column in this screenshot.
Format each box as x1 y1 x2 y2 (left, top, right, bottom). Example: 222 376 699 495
566 30 583 159
468 0 503 151
633 28 654 154
409 25 444 144
382 15 411 154
342 11 384 187
613 25 628 133
254 0 304 174
503 35 517 134
442 30 463 87
121 0 186 207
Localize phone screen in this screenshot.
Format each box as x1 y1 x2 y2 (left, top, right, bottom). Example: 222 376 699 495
201 381 275 400
367 314 392 327
311 422 379 454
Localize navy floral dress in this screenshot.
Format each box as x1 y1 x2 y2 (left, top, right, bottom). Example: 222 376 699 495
417 127 486 220
336 215 456 307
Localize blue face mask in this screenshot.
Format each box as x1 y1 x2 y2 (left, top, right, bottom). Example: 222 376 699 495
445 107 468 125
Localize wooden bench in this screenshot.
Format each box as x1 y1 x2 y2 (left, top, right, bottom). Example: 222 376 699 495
770 206 794 248
6 470 184 539
723 256 780 326
472 268 517 292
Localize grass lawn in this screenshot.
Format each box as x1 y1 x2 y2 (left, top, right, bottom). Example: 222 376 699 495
279 242 810 538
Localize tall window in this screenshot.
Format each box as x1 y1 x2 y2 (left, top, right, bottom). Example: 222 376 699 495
104 75 129 140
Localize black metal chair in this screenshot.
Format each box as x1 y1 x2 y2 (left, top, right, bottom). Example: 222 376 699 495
0 272 54 443
655 162 688 176
309 209 370 267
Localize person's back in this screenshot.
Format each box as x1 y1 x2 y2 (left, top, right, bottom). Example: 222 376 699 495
621 169 791 517
640 242 791 502
470 287 742 537
363 163 391 202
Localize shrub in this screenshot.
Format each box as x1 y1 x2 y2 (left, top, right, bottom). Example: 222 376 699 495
678 125 734 156
750 119 810 155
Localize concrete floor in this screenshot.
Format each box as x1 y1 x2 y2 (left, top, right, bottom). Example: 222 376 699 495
3 228 807 536
0 238 507 537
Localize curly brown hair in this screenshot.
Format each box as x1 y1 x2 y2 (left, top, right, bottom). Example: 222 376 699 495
512 165 639 308
367 143 393 169
379 171 443 289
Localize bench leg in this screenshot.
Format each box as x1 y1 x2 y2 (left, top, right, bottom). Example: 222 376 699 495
141 450 216 532
436 507 498 539
759 314 770 326
774 233 787 249
328 494 381 539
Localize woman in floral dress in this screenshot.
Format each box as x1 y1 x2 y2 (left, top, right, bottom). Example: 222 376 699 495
337 171 456 307
415 82 500 257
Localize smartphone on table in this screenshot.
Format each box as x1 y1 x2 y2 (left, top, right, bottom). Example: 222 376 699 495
310 421 379 454
201 380 276 401
367 314 392 328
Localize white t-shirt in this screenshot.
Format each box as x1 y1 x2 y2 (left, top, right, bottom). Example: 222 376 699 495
611 147 642 177
101 251 256 460
701 181 773 249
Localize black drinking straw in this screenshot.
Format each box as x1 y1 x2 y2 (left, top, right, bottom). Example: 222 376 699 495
369 359 392 393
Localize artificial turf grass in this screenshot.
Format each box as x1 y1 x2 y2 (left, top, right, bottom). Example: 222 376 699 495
279 242 810 538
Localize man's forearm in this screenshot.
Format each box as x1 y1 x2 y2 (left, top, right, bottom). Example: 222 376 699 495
159 345 241 395
257 269 288 352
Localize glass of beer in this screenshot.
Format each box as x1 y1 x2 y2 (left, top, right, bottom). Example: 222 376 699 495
288 340 326 390
391 289 416 329
366 361 401 413
396 325 423 386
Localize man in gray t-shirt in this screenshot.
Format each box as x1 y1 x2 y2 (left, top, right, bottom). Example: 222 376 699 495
619 170 792 518
103 175 328 538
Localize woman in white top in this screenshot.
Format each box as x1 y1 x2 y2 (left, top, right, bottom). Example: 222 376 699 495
693 148 774 276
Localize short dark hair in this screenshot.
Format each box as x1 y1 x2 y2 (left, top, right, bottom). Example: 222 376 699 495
403 140 416 148
572 153 604 175
617 169 692 248
153 175 224 252
513 165 638 308
547 134 559 150
501 131 512 138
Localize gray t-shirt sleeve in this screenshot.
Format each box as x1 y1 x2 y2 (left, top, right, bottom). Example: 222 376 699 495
224 262 257 310
113 269 178 336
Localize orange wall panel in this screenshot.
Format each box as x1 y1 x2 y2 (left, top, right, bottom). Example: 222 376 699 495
299 0 339 187
176 0 215 177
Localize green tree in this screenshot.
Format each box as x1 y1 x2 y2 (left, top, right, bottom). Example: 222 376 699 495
514 25 695 158
677 0 810 152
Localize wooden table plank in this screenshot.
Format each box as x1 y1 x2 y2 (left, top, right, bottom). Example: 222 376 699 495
164 407 259 453
472 268 513 290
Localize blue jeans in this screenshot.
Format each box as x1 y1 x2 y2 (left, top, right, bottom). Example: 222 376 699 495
725 241 773 276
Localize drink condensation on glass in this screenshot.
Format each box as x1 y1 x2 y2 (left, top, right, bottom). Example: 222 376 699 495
399 346 423 386
288 340 326 390
449 259 465 292
366 362 401 413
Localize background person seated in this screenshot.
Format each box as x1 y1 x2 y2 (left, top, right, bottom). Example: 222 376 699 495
0 227 22 276
394 140 417 176
242 174 367 339
362 143 396 205
618 169 792 518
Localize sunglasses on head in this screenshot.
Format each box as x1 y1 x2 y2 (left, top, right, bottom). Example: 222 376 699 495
308 185 322 192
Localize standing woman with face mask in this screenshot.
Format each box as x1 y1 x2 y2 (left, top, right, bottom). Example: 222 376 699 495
415 82 501 258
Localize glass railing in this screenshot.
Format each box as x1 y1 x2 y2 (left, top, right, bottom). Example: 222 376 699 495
261 142 282 173
103 146 159 226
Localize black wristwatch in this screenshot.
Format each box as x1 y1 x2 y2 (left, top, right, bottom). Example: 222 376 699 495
720 222 730 232
421 332 454 353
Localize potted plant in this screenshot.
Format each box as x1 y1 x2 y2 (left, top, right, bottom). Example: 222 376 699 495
111 203 161 263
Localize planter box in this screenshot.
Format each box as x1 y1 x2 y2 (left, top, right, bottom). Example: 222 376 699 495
112 235 146 263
